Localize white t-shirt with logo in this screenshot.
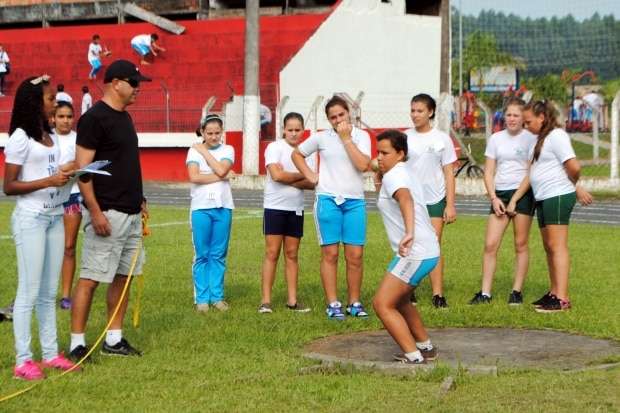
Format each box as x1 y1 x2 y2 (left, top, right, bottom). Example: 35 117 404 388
377 162 440 260
55 130 80 195
484 129 537 190
131 34 151 48
4 128 66 215
297 126 371 199
264 139 316 212
186 144 235 211
88 43 102 62
529 128 577 201
405 128 457 205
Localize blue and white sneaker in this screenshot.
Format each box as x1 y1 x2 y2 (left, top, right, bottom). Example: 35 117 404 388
326 301 345 320
346 302 369 318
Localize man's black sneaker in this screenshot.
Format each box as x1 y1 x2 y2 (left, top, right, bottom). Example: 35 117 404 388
68 345 91 362
532 292 552 308
101 338 142 357
410 290 417 306
468 291 492 305
508 290 523 305
432 295 448 308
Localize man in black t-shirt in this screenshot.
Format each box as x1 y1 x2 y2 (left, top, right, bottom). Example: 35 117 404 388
69 60 151 360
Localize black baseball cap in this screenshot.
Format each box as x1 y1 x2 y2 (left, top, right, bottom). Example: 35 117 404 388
104 59 152 84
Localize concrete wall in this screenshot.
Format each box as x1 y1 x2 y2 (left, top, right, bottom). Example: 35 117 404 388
279 0 442 130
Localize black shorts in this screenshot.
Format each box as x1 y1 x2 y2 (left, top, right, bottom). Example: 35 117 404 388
263 208 304 238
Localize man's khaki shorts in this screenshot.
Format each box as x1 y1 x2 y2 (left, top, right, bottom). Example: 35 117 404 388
80 209 144 283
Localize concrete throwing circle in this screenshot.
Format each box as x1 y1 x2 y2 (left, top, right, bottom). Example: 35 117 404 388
304 328 620 374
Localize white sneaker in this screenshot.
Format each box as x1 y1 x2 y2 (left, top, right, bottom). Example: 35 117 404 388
195 303 209 313
212 301 229 312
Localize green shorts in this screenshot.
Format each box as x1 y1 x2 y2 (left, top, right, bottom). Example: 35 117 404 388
535 192 577 228
426 197 446 219
491 189 535 216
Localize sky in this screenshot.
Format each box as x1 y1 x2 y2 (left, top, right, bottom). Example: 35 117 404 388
456 0 619 20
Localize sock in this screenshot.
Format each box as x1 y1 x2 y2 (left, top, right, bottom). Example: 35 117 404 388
481 292 492 298
405 350 424 362
70 333 86 351
105 330 122 346
329 301 341 308
416 339 433 351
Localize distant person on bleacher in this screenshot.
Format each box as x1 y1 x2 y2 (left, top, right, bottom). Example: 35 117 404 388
131 33 166 66
56 84 73 104
0 44 10 97
87 34 111 80
81 86 92 115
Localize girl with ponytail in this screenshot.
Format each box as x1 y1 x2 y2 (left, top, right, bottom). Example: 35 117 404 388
507 100 592 313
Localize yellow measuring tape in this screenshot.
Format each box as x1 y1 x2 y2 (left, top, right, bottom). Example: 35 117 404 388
0 214 150 403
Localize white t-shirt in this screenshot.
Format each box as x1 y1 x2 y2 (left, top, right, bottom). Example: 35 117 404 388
377 162 440 260
4 128 66 215
529 128 576 201
484 129 537 190
81 93 93 115
131 34 151 47
55 130 80 195
186 144 235 211
297 126 371 199
56 92 73 104
87 43 102 62
405 128 457 205
264 139 316 212
0 51 9 73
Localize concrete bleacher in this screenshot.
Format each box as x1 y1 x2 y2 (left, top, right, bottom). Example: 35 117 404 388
0 13 327 134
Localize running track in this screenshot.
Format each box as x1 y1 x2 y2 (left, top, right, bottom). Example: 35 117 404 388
140 184 620 226
0 183 618 225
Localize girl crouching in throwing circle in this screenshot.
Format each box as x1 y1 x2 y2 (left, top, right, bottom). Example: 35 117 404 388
372 130 440 364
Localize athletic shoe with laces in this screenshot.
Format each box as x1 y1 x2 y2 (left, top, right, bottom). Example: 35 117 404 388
468 291 492 305
326 301 345 320
14 360 45 381
41 353 81 372
394 347 437 362
410 290 417 306
258 303 273 313
286 302 311 313
398 356 425 365
68 345 90 362
195 303 209 313
508 290 523 305
432 295 448 308
212 301 230 312
534 296 571 313
346 302 369 317
532 291 553 308
101 338 142 357
59 297 71 310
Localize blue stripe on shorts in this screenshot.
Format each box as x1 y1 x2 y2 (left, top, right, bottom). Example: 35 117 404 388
314 195 366 246
388 256 439 287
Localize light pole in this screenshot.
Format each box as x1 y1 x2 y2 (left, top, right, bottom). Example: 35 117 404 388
459 0 463 96
243 0 260 176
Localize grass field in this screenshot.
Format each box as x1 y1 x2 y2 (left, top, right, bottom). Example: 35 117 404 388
0 203 619 412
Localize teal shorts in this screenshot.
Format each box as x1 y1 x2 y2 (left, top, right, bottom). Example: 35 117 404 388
491 189 535 216
426 197 446 218
536 192 577 228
